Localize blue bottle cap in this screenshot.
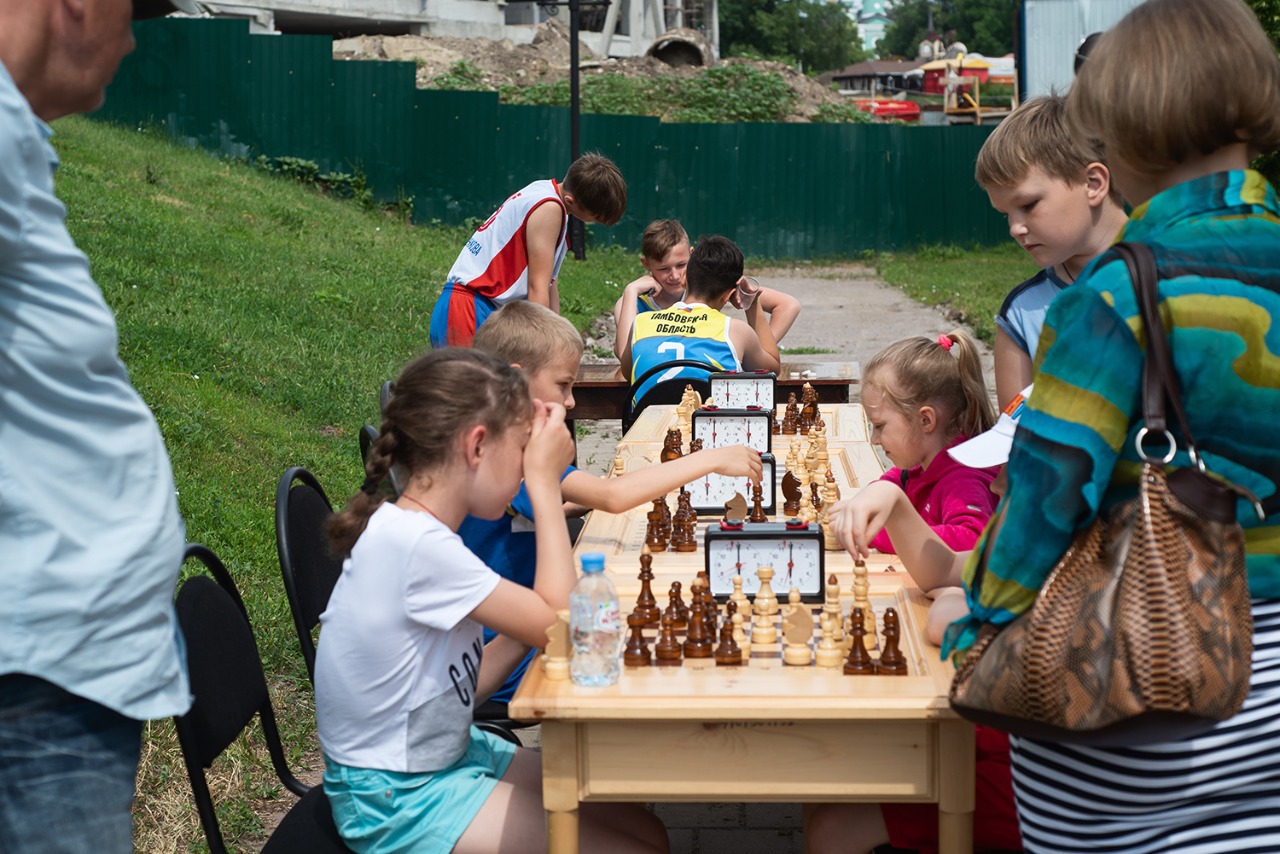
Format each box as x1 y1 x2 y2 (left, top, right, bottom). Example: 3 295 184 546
580 553 606 573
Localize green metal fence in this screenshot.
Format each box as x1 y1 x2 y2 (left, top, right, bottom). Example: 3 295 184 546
97 18 1010 257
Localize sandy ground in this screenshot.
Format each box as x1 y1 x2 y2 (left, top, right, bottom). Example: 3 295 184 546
573 263 996 477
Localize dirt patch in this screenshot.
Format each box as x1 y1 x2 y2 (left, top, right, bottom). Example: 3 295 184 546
332 20 848 122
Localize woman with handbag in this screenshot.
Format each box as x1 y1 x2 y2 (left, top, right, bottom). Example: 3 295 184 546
942 0 1280 850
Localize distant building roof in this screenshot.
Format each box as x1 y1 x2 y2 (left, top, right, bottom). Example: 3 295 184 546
828 59 926 81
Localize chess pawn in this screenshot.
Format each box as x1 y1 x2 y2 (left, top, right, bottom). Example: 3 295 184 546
826 468 841 502
820 502 841 552
715 613 744 666
815 615 844 668
731 612 751 662
541 609 571 681
654 611 683 667
623 611 652 666
689 438 704 453
671 512 698 553
843 607 876 675
782 600 814 666
659 494 673 538
810 480 823 514
666 581 689 629
612 454 626 478
875 608 909 675
730 575 749 613
782 392 800 434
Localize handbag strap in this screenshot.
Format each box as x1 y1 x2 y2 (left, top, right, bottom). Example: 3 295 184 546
1111 242 1201 459
1113 242 1265 518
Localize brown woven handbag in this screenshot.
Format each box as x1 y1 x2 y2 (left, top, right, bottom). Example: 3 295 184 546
949 242 1262 746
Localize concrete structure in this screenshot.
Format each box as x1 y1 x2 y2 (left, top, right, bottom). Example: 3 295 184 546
189 0 716 58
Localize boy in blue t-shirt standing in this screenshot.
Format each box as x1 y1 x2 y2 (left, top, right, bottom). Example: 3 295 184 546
975 95 1128 408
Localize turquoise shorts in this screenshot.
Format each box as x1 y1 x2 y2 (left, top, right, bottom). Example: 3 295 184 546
323 726 518 854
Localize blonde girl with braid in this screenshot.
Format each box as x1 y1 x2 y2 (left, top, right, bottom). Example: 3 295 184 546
317 348 668 854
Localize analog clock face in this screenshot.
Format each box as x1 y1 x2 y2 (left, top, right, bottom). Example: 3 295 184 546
704 528 824 599
711 375 776 411
687 456 776 514
691 410 771 453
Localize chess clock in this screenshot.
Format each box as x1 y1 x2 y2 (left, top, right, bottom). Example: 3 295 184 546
691 406 772 454
709 371 777 412
687 453 776 515
704 520 826 602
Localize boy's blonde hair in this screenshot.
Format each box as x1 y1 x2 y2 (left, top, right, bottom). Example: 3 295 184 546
863 330 995 442
975 96 1121 204
640 219 690 263
1068 0 1280 174
472 301 584 373
563 153 628 226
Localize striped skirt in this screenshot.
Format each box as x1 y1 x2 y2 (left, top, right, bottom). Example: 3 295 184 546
1009 599 1280 853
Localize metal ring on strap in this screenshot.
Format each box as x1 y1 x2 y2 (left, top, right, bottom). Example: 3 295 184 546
1135 426 1177 464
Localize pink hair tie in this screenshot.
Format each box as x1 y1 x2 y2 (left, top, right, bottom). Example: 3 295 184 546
937 334 954 351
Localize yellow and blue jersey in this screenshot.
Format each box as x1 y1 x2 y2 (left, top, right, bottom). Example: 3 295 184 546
630 301 741 402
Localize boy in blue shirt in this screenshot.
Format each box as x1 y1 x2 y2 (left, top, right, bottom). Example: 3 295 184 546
974 95 1128 408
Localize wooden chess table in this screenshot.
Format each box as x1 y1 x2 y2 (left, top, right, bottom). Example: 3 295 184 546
509 404 976 854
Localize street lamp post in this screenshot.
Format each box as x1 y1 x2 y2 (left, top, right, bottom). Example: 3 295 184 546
539 0 610 260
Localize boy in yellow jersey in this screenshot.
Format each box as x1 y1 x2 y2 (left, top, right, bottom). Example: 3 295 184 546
621 235 781 404
610 220 800 360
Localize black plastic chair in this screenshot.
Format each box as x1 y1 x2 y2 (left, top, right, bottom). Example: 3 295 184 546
358 424 404 498
275 467 521 744
275 467 344 686
175 544 352 854
623 358 716 433
379 380 394 414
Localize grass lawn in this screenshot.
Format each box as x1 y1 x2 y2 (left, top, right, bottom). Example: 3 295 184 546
51 114 1028 851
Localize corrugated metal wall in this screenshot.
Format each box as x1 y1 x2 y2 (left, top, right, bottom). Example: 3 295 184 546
1021 0 1145 98
98 18 1011 257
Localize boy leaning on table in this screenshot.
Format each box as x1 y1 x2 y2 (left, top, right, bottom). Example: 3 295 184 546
457 300 763 703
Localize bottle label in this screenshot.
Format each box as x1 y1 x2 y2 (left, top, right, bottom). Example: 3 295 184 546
595 601 621 633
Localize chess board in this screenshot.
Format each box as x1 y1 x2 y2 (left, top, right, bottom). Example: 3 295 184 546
621 586 922 673
624 401 871 446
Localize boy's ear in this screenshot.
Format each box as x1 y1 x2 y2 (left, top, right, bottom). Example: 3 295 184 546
1084 162 1112 207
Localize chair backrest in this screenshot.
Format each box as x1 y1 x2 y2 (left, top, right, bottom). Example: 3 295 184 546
175 544 312 854
274 467 343 684
379 380 394 415
624 359 715 433
358 424 404 498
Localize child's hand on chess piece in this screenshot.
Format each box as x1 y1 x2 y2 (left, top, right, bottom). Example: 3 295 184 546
707 445 764 481
826 481 909 558
827 480 968 594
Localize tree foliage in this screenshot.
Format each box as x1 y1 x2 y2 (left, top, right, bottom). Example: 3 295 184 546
719 0 869 72
878 0 1016 58
1248 0 1280 184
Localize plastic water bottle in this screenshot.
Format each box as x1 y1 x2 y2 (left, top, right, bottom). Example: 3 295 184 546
569 553 621 687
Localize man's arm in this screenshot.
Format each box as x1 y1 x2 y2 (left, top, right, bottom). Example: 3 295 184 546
524 201 567 308
757 287 801 342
